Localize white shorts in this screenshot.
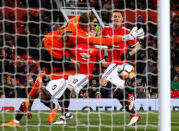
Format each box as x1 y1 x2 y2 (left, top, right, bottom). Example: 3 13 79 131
102 63 125 89
68 74 89 94
45 78 67 99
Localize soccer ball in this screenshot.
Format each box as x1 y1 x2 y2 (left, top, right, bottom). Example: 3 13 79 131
117 64 135 79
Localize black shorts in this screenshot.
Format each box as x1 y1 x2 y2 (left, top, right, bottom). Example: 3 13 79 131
113 87 134 101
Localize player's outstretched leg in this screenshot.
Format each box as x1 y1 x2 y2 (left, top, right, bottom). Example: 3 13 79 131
1 98 34 127
28 73 60 123
113 88 142 126
127 95 142 126
39 79 59 123
43 71 76 123
54 88 73 125
1 84 39 127
125 97 142 126
1 73 48 127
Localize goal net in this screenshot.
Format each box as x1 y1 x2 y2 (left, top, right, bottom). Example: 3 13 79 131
0 0 173 130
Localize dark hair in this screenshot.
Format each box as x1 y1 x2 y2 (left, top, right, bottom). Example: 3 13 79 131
112 9 123 16
79 12 95 26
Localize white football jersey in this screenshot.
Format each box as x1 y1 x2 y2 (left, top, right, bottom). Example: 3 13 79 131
46 78 67 99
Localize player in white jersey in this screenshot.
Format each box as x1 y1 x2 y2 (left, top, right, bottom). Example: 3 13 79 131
45 78 67 99
44 74 89 100
43 74 89 125
40 43 102 125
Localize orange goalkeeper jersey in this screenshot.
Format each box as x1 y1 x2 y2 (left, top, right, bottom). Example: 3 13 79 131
43 16 123 59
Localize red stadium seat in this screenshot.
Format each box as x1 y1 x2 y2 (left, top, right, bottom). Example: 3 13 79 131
171 90 179 98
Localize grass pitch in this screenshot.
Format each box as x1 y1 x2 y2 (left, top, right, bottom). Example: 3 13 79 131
0 111 179 131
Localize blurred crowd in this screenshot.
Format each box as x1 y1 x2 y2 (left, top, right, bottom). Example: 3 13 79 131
0 0 178 99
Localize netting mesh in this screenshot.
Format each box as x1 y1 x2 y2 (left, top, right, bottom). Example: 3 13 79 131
0 0 163 130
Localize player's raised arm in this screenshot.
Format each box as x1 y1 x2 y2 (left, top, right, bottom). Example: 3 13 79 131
74 12 145 47
76 27 144 46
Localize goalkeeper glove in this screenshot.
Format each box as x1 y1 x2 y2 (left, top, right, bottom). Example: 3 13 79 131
137 28 145 39
123 27 144 41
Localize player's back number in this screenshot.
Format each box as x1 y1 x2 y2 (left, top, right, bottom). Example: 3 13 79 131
52 84 57 90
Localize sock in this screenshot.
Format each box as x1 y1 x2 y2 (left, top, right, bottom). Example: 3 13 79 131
13 119 20 123
125 106 135 116
51 103 56 110
15 113 23 122
28 99 34 111
58 88 71 113
119 100 135 116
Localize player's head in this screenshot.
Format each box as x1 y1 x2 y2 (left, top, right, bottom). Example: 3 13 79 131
79 12 95 32
111 9 123 27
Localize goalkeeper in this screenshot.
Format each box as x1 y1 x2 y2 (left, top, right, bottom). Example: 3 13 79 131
99 10 144 126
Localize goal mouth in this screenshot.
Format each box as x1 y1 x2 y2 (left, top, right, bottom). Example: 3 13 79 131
60 7 104 28
0 0 174 130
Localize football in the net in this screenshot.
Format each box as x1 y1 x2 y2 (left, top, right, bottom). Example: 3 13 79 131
117 64 135 79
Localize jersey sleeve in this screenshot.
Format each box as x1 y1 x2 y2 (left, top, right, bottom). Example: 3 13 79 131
90 36 123 46
76 35 123 46
127 39 139 46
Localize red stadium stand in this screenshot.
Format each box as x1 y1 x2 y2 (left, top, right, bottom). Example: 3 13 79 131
171 90 179 98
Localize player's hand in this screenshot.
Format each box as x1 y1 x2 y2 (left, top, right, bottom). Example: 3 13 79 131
123 27 138 41
137 28 144 39
123 27 144 41
25 111 32 119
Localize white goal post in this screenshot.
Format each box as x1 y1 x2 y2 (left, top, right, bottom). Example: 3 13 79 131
158 0 171 131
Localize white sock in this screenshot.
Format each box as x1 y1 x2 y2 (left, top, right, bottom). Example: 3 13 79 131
14 119 20 123
55 104 57 109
